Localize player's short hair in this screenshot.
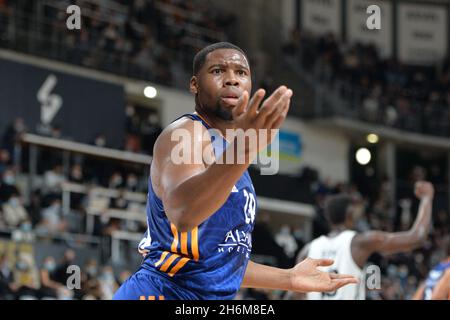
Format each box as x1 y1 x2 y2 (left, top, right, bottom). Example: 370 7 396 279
192 42 248 75
325 194 353 225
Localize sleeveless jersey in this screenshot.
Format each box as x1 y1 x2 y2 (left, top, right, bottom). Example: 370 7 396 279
423 260 450 300
306 230 365 300
137 113 257 299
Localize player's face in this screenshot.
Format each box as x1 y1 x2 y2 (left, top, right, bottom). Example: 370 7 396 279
192 49 252 121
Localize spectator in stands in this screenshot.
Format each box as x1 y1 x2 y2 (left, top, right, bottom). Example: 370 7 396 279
0 149 11 176
51 249 76 286
43 165 65 204
12 252 40 299
125 174 139 192
84 258 99 281
36 198 67 235
38 256 69 299
108 172 124 189
274 225 298 260
1 195 29 228
0 168 20 204
1 118 26 156
0 253 15 300
118 269 132 286
98 265 118 300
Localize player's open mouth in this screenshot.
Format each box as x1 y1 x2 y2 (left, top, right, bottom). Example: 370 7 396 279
220 96 239 106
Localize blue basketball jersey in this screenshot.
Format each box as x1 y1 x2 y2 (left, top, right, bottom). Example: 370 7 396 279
423 260 450 300
136 113 257 300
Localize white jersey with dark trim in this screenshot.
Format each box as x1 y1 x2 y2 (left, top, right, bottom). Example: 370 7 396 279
306 230 365 300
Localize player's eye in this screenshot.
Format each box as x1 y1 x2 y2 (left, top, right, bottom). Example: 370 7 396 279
212 69 223 74
237 70 247 76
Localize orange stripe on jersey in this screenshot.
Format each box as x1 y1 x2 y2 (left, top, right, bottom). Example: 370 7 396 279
180 232 188 255
194 112 212 128
160 254 179 272
168 257 190 277
191 227 199 261
170 223 179 253
154 251 169 267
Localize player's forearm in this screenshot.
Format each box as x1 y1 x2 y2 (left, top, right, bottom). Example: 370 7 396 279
241 260 292 291
166 138 256 231
409 196 433 244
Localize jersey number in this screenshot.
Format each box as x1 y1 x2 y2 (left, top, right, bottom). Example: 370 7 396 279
243 189 256 225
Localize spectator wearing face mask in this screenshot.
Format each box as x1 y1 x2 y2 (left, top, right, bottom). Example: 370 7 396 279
36 199 67 235
98 266 118 300
125 173 139 192
38 256 66 299
12 252 40 299
108 172 124 189
1 195 29 228
0 168 20 204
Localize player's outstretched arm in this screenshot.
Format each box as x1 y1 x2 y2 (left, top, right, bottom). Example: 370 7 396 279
241 259 358 293
352 181 434 265
152 86 292 232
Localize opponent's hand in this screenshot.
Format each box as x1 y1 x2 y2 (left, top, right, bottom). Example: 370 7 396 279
414 181 434 200
231 86 292 153
289 258 359 293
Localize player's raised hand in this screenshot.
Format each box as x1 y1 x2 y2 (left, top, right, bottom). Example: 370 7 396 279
414 181 434 200
289 258 359 293
232 86 292 153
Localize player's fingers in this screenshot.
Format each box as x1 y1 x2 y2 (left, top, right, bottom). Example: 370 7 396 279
232 91 249 119
265 90 292 128
247 89 266 116
270 97 291 129
258 88 290 125
315 258 334 267
263 85 287 107
257 86 287 120
330 278 359 290
330 273 359 281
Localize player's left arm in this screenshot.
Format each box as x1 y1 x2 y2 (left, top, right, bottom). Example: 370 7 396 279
431 269 450 300
241 259 358 293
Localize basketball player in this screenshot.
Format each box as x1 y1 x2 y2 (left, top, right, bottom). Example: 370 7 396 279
413 235 450 300
113 42 358 300
296 181 434 300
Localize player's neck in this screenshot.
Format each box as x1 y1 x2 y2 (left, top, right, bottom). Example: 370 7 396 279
329 225 347 236
194 109 236 137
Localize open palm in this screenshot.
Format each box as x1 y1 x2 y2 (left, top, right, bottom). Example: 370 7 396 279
290 258 359 292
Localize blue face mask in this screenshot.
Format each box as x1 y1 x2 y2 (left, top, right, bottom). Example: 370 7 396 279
3 175 15 186
44 261 56 272
9 198 19 208
16 261 28 271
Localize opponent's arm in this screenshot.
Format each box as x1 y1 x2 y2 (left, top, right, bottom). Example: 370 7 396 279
242 259 358 293
352 182 434 266
153 86 292 232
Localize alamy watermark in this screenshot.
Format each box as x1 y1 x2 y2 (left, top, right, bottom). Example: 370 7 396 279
170 122 280 175
66 5 81 30
66 265 81 290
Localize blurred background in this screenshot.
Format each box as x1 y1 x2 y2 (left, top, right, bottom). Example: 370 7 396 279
0 0 449 300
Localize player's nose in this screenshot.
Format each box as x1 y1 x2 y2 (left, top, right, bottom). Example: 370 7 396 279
224 70 240 87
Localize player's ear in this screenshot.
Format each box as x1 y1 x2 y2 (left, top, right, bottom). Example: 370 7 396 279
190 76 199 95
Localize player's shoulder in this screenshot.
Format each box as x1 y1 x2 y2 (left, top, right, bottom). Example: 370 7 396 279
153 116 208 152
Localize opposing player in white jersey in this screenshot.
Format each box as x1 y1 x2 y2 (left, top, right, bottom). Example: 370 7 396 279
297 181 434 300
